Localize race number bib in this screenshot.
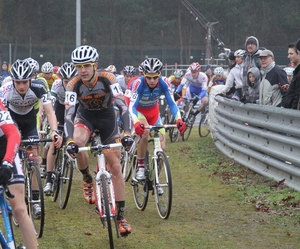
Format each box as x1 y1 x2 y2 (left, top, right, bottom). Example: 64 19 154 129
0 111 14 125
41 93 52 105
110 83 123 97
130 93 138 101
65 92 77 106
124 89 132 98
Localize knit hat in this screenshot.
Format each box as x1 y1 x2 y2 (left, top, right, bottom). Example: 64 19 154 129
228 51 235 61
246 38 257 46
296 38 300 51
205 65 212 71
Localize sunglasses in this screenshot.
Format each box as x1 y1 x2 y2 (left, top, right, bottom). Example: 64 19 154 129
145 75 160 80
75 63 95 69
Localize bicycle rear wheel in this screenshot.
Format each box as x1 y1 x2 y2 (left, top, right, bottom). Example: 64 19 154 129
131 151 149 211
27 162 45 238
59 155 74 209
198 111 210 137
154 151 172 219
99 174 114 249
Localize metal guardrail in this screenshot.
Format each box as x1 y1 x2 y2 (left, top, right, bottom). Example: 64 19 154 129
211 94 300 191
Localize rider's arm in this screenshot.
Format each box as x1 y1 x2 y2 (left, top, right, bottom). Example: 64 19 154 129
162 79 181 121
128 79 143 124
0 101 20 163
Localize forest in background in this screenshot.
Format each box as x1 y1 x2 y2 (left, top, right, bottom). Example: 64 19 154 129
0 0 299 68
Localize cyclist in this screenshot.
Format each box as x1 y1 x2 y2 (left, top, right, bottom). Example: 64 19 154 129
105 64 119 77
43 62 78 195
207 67 227 94
37 61 59 89
168 69 184 101
0 98 39 249
64 45 133 235
0 59 62 217
175 62 209 118
128 58 186 181
116 65 136 93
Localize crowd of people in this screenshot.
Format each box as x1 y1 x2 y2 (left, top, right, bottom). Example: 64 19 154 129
0 35 299 247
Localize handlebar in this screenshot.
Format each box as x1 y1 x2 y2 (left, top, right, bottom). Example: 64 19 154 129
78 142 122 153
145 124 177 130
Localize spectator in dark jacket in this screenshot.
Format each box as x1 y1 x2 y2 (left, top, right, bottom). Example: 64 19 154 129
244 67 260 104
283 41 300 109
0 61 9 78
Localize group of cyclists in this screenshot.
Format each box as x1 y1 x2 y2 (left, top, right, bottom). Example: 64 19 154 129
0 44 223 247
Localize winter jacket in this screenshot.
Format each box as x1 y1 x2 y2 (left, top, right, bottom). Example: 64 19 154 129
244 67 260 104
283 64 300 109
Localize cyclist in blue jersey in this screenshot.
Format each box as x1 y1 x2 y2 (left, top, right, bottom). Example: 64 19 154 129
128 58 186 180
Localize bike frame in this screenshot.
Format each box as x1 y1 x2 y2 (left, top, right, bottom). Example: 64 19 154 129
0 186 15 249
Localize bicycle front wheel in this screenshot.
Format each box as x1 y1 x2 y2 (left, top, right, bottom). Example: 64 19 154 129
198 111 210 137
154 151 172 219
99 174 114 249
59 155 74 209
27 162 45 238
121 150 132 182
132 151 149 211
52 148 63 202
182 114 193 141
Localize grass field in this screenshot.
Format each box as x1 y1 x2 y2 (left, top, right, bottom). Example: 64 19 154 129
14 129 300 249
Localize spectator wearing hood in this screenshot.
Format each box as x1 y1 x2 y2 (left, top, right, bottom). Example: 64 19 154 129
259 49 288 107
244 67 261 104
0 61 10 78
205 64 213 82
242 36 262 98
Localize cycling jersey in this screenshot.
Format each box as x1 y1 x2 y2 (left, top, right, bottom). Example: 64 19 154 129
37 73 59 89
129 76 181 124
64 70 130 144
0 79 51 115
124 76 139 107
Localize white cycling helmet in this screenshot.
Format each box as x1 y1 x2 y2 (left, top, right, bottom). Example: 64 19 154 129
283 67 294 76
71 45 99 64
60 62 77 79
174 69 184 78
105 65 117 73
214 67 224 76
122 65 136 75
41 62 54 73
10 59 33 81
143 58 163 74
234 49 246 57
26 57 39 73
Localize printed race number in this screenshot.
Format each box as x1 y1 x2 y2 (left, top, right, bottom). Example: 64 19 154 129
0 111 14 125
65 92 77 106
110 83 123 97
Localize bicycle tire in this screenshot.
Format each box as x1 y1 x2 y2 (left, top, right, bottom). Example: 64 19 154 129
182 113 193 141
154 151 172 219
132 150 149 211
198 111 210 137
121 149 132 182
27 162 45 238
52 148 63 202
59 155 74 209
100 174 114 249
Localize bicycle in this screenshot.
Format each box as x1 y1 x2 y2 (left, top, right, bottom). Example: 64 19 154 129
19 137 53 238
48 129 75 210
198 105 210 137
77 134 123 249
181 94 200 141
0 185 25 249
131 124 176 219
120 133 139 182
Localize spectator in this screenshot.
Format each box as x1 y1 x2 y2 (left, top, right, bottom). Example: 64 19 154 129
205 64 213 82
244 67 261 104
1 61 10 78
259 49 289 106
283 41 300 109
221 49 245 98
243 36 262 98
283 67 294 84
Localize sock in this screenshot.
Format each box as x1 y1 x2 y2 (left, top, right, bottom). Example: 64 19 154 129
42 158 47 165
116 200 125 220
137 158 145 169
80 166 92 183
47 172 53 183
